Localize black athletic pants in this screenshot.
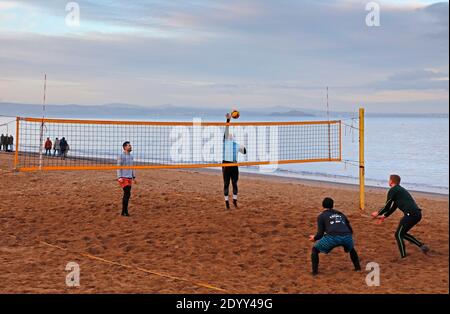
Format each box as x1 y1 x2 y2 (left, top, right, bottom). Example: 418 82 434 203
222 166 239 197
122 185 132 215
311 247 361 274
395 212 423 258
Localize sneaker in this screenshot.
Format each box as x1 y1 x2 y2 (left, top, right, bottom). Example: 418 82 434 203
420 244 430 255
233 199 238 208
225 201 230 209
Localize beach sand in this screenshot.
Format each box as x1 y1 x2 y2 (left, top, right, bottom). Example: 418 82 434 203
0 153 448 294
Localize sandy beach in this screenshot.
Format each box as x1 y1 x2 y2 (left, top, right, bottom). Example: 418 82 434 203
0 152 448 294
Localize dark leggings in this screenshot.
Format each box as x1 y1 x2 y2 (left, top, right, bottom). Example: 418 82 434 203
311 247 361 274
122 185 132 214
395 213 423 258
223 166 239 196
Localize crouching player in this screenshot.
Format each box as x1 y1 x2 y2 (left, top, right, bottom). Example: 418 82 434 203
309 197 361 276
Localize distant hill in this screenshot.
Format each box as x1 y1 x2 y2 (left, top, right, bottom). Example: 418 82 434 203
0 102 447 120
0 102 318 119
422 2 449 17
0 102 225 119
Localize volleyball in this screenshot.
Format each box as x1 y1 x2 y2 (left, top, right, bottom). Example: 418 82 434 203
231 110 240 119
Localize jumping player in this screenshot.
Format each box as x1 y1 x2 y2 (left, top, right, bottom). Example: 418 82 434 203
371 174 429 258
222 112 247 209
309 197 361 276
117 141 137 216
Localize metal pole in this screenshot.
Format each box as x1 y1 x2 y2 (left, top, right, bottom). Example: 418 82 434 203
359 107 365 211
327 87 331 160
38 74 46 170
14 117 20 170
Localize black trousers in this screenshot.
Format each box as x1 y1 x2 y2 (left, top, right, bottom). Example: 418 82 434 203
122 185 132 214
311 247 360 274
395 212 423 258
222 166 239 197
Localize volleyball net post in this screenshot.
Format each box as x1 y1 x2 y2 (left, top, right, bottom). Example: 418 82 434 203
359 107 365 212
14 117 20 171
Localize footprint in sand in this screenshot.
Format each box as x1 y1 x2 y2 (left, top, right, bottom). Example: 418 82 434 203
259 230 278 237
87 246 103 255
124 245 135 252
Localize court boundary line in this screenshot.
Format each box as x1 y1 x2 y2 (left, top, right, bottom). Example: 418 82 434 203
40 240 230 293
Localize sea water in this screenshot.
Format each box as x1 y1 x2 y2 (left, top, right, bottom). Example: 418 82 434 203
1 115 448 194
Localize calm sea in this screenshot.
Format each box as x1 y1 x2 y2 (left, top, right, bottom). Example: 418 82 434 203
1 114 448 194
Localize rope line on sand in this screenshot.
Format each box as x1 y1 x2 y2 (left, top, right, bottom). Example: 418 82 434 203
40 240 229 293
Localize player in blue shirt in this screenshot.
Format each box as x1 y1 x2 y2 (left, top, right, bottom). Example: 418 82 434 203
222 113 247 209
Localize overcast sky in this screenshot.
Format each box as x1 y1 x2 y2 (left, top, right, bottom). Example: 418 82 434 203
0 0 448 113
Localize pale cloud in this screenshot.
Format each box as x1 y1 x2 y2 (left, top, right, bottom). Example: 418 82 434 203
369 69 449 90
341 89 448 103
0 0 448 113
0 1 17 10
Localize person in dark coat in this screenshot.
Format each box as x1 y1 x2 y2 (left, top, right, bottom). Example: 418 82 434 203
0 134 5 151
60 137 68 159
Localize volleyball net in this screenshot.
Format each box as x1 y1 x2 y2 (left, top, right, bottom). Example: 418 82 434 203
14 117 342 172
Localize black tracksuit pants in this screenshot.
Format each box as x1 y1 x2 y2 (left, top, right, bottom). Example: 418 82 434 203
222 165 239 197
395 212 423 258
122 185 132 215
